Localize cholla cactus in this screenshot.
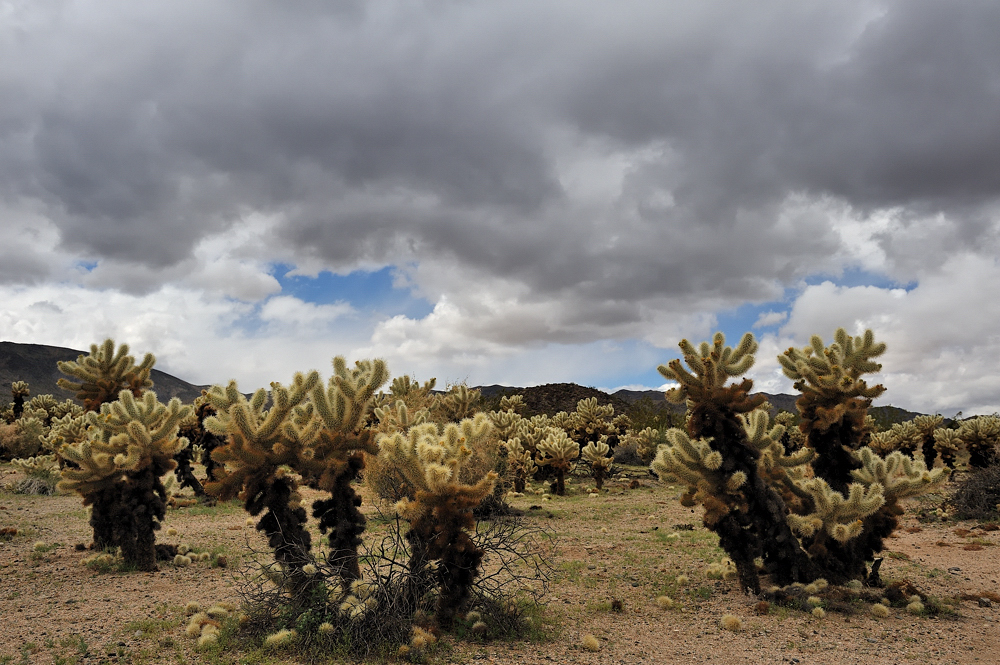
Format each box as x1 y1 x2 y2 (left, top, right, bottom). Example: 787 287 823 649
536 429 579 495
778 329 886 494
869 421 922 457
504 437 536 492
657 332 813 593
434 384 481 422
377 414 498 627
24 394 83 427
959 415 1000 469
10 381 30 419
9 454 61 495
174 396 226 497
489 408 523 442
57 340 155 412
300 357 388 587
629 427 665 465
933 427 963 469
658 327 951 590
912 415 944 469
568 398 622 449
498 394 525 414
59 390 190 570
581 438 613 490
204 371 321 586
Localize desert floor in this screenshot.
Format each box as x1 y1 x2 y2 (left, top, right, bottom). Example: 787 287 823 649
1 464 998 665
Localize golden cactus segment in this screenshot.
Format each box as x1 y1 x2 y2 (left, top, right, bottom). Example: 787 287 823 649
786 478 884 543
659 332 757 404
58 390 191 496
778 328 886 403
57 339 155 411
851 447 949 503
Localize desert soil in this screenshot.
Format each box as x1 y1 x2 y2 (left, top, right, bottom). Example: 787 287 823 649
1 464 998 665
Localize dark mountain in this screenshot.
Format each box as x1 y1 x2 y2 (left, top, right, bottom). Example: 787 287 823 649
0 341 927 424
477 383 630 417
0 341 210 404
483 384 925 424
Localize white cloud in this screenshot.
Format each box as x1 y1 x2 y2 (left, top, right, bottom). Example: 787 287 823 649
778 253 1000 415
753 310 788 328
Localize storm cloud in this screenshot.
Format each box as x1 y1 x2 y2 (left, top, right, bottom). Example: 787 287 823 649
2 0 999 411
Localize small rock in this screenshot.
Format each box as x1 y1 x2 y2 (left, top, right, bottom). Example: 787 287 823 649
979 598 992 608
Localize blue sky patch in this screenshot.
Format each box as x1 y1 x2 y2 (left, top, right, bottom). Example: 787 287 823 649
270 264 434 318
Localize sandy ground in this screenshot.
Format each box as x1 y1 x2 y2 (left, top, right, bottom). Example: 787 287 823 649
1 465 998 665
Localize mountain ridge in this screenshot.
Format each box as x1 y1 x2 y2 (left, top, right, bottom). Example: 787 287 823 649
1 341 924 424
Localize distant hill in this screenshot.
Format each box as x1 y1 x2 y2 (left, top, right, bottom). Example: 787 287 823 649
480 384 925 424
0 341 210 404
0 341 927 425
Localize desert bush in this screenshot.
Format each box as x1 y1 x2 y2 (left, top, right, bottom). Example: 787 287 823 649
951 464 1000 519
7 454 61 495
611 438 644 466
235 507 549 659
0 418 45 459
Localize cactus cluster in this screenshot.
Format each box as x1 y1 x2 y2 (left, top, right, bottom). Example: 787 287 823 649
653 329 949 591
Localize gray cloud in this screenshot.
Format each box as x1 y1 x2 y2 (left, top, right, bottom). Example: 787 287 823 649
2 0 1000 343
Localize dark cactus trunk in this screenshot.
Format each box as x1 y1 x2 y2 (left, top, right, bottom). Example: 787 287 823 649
313 453 366 588
246 476 314 593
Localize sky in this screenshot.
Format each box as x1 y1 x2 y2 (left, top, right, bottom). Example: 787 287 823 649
2 0 1000 416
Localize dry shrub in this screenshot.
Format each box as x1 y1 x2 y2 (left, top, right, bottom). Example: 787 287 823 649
951 465 1000 520
612 440 644 466
0 421 46 460
235 509 550 659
